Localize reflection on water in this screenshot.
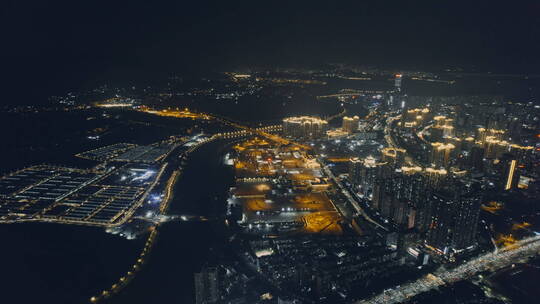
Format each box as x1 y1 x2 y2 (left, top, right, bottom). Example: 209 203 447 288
107 139 234 304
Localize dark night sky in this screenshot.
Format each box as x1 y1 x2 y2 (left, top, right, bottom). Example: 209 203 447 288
2 1 540 104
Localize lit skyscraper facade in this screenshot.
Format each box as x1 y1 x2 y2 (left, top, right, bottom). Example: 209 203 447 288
342 116 359 134
425 182 481 255
394 74 402 92
282 116 328 139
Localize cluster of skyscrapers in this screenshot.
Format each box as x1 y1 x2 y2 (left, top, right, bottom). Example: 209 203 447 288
349 149 481 256
398 109 534 193
193 71 539 303
342 87 538 260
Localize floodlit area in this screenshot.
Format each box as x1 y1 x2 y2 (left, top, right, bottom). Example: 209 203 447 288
0 163 164 227
114 143 178 163
140 107 211 120
229 137 344 235
76 143 137 161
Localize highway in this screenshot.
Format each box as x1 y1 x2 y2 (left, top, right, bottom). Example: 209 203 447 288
357 235 540 304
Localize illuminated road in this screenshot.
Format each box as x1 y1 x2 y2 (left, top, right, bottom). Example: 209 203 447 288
133 214 208 224
384 113 425 167
143 107 383 231
140 107 310 149
114 163 168 226
383 114 403 164
211 114 310 149
319 158 387 231
384 114 401 149
357 235 540 304
326 108 347 122
89 131 216 303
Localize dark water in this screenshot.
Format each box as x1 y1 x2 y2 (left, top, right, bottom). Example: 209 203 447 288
0 109 199 174
0 110 234 304
147 90 345 125
106 139 235 304
0 223 144 304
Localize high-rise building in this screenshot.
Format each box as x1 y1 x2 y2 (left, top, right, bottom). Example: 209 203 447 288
282 116 328 139
487 114 506 130
430 127 444 142
451 189 482 251
342 115 360 133
349 156 379 197
499 153 518 191
507 117 522 142
396 169 430 229
445 137 462 154
387 95 394 108
403 108 430 124
195 267 220 304
476 127 487 143
392 197 410 226
477 128 505 143
371 165 431 228
469 146 485 171
430 142 454 168
509 144 534 167
348 158 363 185
371 163 393 215
359 156 378 197
433 116 446 127
442 125 454 138
378 180 395 218
461 136 475 153
483 136 509 159
424 168 447 188
395 74 403 92
425 182 481 255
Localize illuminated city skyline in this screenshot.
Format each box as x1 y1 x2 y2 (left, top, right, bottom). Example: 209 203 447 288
1 2 540 304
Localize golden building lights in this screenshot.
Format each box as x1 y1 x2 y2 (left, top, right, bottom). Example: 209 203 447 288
482 136 509 159
424 167 447 187
401 166 423 175
434 116 446 127
505 160 517 190
476 127 506 143
476 127 487 142
442 125 454 137
404 121 417 128
430 142 455 167
282 116 329 139
342 116 360 134
381 147 406 166
404 108 430 124
363 155 377 167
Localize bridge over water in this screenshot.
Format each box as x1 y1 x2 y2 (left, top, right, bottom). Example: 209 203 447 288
132 214 210 224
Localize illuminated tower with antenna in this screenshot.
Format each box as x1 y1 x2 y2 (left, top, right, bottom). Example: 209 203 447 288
395 74 403 92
